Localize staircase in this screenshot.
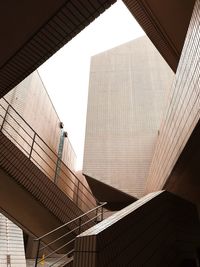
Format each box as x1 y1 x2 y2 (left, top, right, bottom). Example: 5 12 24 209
0 97 101 256
34 202 106 267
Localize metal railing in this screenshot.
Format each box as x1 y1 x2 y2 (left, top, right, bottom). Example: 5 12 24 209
34 202 107 267
0 97 97 212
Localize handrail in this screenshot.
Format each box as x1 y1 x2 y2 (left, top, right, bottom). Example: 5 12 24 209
0 97 97 210
0 102 96 211
35 202 107 241
1 98 84 188
34 202 107 267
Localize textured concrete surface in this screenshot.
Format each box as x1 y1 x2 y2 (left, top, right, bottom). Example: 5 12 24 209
83 36 174 198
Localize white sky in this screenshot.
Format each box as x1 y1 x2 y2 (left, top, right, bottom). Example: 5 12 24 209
38 0 144 170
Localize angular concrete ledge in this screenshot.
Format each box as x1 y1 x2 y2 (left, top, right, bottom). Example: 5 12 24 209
73 191 200 267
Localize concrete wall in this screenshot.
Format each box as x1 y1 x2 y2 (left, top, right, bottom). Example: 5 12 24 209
83 36 174 198
2 70 76 171
145 0 200 193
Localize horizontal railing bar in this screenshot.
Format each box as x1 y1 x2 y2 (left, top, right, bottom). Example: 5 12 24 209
31 151 93 210
33 139 58 163
2 98 36 133
38 238 76 262
58 167 96 205
1 98 97 210
2 118 32 148
31 157 55 181
56 161 96 202
79 214 101 228
31 157 94 212
0 104 8 114
30 147 96 208
2 129 30 156
31 148 56 173
40 212 100 251
34 133 59 158
1 141 93 232
0 103 34 140
63 166 95 199
49 251 74 267
33 140 96 207
38 213 104 265
56 163 96 205
35 202 107 241
0 142 67 215
3 112 34 140
37 249 74 267
49 250 74 267
1 99 70 171
56 174 96 209
0 98 93 201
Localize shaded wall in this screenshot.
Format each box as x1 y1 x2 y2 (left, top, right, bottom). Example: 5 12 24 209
164 121 200 210
73 191 200 267
146 0 200 193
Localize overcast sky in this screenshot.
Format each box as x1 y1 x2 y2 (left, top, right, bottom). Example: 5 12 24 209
38 0 144 170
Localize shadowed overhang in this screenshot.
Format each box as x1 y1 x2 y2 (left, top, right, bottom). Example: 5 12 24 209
84 174 138 211
123 0 195 72
0 1 195 98
0 0 116 98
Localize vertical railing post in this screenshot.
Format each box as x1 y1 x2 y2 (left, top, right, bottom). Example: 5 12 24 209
0 101 10 131
78 217 82 234
101 206 104 221
95 206 98 223
76 180 80 206
34 239 40 267
29 132 36 159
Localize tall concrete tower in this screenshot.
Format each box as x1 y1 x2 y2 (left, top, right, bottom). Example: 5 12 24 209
83 36 174 198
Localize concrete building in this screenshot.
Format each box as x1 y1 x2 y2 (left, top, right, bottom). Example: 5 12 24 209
0 0 199 266
83 36 174 199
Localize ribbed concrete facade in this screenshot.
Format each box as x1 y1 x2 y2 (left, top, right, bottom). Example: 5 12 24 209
145 0 200 193
83 36 174 198
0 214 26 267
2 70 76 171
